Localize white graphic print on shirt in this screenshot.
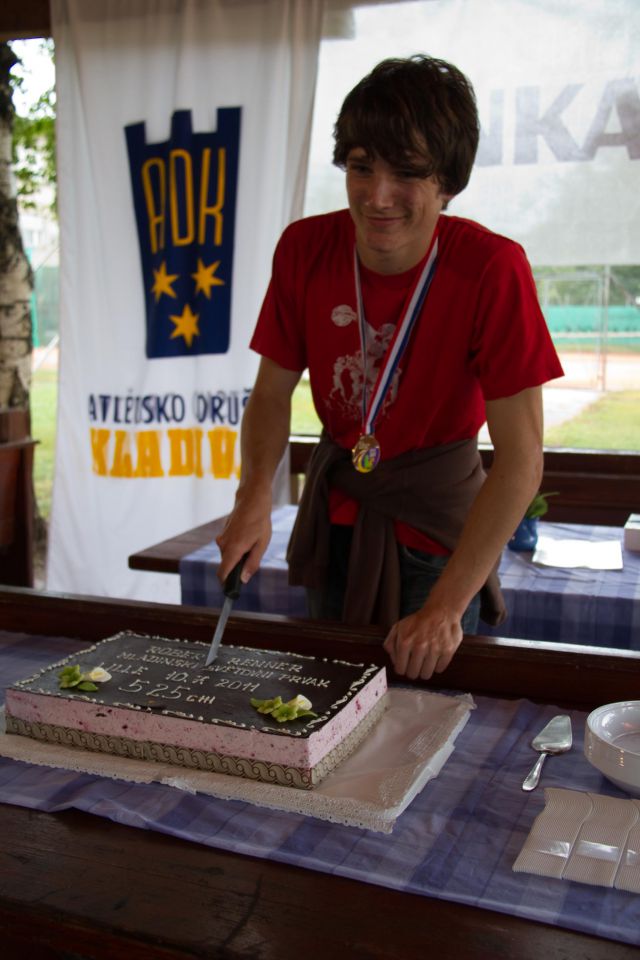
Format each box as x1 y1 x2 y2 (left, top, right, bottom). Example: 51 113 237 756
328 310 400 421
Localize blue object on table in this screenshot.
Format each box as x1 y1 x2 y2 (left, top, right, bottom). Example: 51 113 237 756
508 517 539 552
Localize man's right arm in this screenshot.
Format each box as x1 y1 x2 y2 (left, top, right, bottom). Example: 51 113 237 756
216 356 302 583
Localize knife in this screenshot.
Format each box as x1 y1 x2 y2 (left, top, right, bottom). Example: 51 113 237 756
205 553 248 666
522 714 572 791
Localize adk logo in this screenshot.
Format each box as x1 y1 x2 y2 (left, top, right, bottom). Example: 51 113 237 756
125 108 241 359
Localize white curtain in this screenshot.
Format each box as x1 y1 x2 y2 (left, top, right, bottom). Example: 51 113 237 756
48 0 325 601
310 0 640 266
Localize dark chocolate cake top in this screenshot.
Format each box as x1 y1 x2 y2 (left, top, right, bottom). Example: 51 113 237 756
10 632 385 739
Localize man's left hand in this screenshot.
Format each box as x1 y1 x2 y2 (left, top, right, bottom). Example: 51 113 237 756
383 603 464 680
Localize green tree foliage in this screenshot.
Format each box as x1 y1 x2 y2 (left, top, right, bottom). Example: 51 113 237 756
534 264 640 307
8 40 56 212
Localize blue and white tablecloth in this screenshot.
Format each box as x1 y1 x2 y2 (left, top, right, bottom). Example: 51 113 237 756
0 630 638 947
180 509 640 649
181 505 307 614
486 522 640 648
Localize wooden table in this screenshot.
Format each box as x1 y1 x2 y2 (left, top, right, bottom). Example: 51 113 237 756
2 586 640 960
129 516 228 574
126 438 640 576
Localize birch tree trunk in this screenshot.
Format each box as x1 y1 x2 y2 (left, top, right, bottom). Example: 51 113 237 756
0 42 32 411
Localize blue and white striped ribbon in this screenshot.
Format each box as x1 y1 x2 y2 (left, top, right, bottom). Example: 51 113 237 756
353 237 439 435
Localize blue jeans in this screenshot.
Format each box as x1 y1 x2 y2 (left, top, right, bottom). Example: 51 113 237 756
306 524 481 633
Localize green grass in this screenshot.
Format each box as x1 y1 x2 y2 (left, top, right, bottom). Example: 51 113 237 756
544 390 640 450
30 367 58 520
291 378 322 435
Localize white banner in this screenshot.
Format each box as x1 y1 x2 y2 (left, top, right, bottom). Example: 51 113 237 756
47 0 325 601
308 0 640 265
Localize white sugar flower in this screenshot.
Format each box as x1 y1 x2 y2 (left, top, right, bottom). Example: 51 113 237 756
86 667 112 683
288 694 312 711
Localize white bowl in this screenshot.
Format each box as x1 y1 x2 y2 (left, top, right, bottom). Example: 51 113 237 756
584 701 640 797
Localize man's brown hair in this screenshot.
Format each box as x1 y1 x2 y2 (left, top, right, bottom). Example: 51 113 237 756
333 54 480 197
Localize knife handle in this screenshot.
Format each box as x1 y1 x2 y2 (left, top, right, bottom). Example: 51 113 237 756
522 751 549 791
223 553 248 600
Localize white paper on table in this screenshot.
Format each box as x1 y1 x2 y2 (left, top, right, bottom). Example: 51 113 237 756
532 537 623 570
513 788 640 892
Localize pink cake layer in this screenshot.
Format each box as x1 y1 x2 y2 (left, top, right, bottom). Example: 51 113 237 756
6 668 387 770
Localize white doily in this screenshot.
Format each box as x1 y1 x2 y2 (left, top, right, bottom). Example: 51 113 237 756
0 688 474 834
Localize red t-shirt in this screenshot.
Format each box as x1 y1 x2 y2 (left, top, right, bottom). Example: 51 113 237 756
251 210 564 552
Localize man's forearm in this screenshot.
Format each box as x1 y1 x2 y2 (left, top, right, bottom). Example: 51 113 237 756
426 385 545 618
236 390 291 506
426 446 543 617
234 357 301 509
216 358 301 581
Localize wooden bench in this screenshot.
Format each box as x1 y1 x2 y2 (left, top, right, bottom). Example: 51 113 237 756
290 437 640 526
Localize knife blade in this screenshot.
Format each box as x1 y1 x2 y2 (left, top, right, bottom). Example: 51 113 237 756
205 554 248 666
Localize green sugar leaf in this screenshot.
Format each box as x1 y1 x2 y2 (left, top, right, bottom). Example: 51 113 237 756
250 694 318 723
58 665 82 686
58 664 111 691
250 696 283 716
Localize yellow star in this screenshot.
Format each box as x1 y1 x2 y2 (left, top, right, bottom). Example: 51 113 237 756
191 258 225 298
169 304 200 348
151 261 179 302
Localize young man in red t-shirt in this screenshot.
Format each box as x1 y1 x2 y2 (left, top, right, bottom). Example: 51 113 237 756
216 55 563 681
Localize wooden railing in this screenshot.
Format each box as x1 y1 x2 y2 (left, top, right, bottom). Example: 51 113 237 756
289 437 640 526
0 409 36 587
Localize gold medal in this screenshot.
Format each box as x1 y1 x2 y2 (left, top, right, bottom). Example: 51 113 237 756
352 434 381 473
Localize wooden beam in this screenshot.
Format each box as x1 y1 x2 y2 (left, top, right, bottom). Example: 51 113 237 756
291 438 640 526
2 587 639 710
0 1 51 41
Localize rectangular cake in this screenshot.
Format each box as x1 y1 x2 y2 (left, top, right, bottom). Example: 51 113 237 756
5 632 388 789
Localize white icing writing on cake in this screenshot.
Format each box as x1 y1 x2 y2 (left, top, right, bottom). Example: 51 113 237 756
140 655 200 668
277 674 330 687
215 679 260 692
228 656 303 673
118 679 192 700
18 635 365 731
165 671 210 685
207 663 276 679
102 661 148 676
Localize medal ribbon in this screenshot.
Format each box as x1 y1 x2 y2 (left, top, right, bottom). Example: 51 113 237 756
353 236 439 436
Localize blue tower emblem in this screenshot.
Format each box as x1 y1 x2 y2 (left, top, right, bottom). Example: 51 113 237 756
125 108 241 358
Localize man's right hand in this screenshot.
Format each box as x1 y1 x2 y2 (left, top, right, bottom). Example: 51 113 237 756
215 493 272 585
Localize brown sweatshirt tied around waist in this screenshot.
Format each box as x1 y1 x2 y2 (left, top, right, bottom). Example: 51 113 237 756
286 433 507 631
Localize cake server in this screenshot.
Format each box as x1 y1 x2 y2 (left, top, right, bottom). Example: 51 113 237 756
522 714 572 791
205 553 247 666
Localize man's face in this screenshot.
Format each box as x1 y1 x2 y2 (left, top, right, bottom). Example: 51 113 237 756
345 148 450 275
